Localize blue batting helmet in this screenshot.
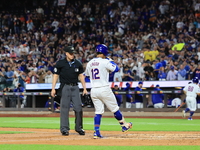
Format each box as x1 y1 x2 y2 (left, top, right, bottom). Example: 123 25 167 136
96 44 108 56
192 78 199 83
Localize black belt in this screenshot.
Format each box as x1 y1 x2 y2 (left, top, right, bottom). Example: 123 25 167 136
65 83 78 86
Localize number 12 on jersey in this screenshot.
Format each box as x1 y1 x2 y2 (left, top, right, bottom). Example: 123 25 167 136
91 68 100 79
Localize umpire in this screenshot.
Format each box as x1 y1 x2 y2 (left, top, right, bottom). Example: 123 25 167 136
51 46 88 136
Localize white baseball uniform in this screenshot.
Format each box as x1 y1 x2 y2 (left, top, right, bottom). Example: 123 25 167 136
183 83 200 111
171 98 182 108
85 57 119 114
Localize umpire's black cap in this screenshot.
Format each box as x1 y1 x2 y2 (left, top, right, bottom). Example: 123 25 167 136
64 46 75 53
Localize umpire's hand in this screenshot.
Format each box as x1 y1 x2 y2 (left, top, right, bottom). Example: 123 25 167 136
82 89 88 96
51 89 56 97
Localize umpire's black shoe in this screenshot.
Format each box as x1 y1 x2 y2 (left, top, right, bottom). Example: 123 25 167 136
76 129 85 135
62 131 69 136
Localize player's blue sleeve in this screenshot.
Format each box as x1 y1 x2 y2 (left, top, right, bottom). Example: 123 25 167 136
110 61 119 72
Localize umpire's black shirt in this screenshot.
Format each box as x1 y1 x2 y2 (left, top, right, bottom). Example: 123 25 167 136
54 58 84 84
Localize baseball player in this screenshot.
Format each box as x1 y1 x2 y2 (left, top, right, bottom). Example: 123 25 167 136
124 82 134 108
182 78 200 120
151 84 164 108
85 44 132 139
134 81 144 108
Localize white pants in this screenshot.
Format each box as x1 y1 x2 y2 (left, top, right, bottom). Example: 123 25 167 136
186 96 196 111
136 102 143 108
91 86 119 114
197 103 200 109
126 102 132 108
154 103 164 108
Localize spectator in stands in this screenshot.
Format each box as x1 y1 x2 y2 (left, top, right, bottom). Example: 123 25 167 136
113 68 122 82
5 67 14 88
37 68 45 83
144 61 154 81
153 58 163 80
0 71 6 91
29 70 39 83
177 64 187 80
122 66 132 81
166 66 178 80
129 70 140 81
137 62 145 81
13 71 19 88
150 46 159 62
10 50 17 60
1 0 200 84
25 72 31 84
158 66 167 81
44 70 53 83
193 64 200 80
143 47 151 62
18 71 26 88
187 64 195 80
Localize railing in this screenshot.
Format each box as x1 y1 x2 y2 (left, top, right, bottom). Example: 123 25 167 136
0 90 185 112
0 92 54 111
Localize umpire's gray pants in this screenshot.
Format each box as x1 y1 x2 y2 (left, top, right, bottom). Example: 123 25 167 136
60 84 83 133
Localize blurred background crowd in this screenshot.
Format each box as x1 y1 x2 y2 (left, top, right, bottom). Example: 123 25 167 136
0 0 200 92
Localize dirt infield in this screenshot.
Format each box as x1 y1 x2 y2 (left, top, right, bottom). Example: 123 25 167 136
0 128 200 146
0 112 200 146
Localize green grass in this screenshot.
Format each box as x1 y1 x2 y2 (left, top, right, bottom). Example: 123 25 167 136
0 117 200 131
0 131 30 134
0 145 199 150
0 117 200 149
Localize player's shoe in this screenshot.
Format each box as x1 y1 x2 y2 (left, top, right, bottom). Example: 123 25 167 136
93 132 103 139
188 117 193 120
182 110 186 118
121 122 132 132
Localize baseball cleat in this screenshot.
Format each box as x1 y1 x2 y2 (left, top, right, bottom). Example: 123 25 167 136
93 132 103 139
188 117 193 120
182 110 186 118
121 122 132 132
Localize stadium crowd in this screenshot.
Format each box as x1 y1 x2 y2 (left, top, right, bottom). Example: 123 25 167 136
0 0 200 91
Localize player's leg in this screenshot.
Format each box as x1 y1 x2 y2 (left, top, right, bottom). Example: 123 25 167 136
90 88 104 138
188 98 197 120
141 103 144 108
182 98 190 118
156 103 164 108
93 114 103 138
135 102 140 108
126 102 131 108
197 103 200 109
101 86 132 132
154 103 159 108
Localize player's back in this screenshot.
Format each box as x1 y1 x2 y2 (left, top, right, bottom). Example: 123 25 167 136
86 57 115 88
183 83 199 98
